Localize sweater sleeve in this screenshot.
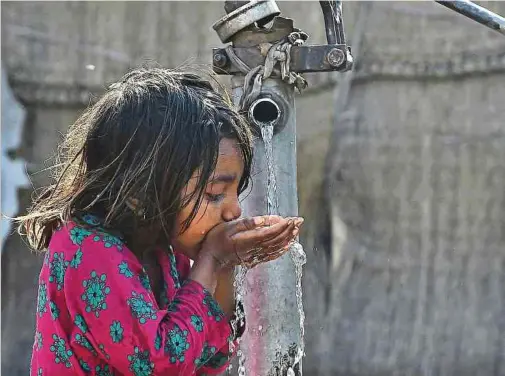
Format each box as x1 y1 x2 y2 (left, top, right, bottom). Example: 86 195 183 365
196 301 246 375
63 229 232 376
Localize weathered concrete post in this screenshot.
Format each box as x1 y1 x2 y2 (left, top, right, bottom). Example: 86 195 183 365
211 1 352 375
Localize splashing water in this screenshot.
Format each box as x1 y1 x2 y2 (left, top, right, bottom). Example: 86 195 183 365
230 266 247 376
289 241 306 369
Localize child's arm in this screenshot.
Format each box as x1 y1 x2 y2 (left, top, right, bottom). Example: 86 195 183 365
196 300 246 375
194 268 244 375
63 233 232 376
213 267 236 316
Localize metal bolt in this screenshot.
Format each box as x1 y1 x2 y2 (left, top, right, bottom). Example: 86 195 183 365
326 48 345 68
213 53 228 68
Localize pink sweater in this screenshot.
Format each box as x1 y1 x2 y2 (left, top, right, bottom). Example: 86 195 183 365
31 215 243 375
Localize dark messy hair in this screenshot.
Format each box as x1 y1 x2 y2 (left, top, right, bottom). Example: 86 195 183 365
17 67 253 252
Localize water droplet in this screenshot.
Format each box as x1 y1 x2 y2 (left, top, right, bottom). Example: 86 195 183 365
287 368 296 376
85 64 95 71
258 325 263 331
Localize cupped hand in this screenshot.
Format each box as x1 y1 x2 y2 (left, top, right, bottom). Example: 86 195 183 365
200 215 304 270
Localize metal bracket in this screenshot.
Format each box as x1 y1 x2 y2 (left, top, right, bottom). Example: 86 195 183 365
212 0 353 75
213 44 350 74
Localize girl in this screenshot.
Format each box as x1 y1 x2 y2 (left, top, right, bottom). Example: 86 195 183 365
18 68 303 376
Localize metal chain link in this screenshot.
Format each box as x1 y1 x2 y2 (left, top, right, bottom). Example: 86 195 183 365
224 32 308 112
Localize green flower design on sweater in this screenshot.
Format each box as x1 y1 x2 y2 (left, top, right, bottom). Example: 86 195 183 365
48 252 69 290
118 261 133 278
49 334 73 368
154 332 162 351
127 347 154 376
127 291 157 324
49 301 60 320
37 282 48 317
164 324 190 364
190 314 204 332
203 291 224 322
95 364 113 376
74 314 88 333
79 358 91 372
194 342 217 367
81 271 110 318
70 227 92 246
93 233 123 252
74 333 98 356
109 320 124 343
70 249 83 268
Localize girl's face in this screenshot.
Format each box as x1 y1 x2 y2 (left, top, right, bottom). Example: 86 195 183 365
172 138 244 260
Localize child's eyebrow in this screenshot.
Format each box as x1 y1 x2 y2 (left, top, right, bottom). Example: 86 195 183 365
209 174 237 184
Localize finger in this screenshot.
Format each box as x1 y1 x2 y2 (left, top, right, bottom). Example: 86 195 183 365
261 215 284 227
282 216 304 227
232 218 291 248
258 218 295 244
246 238 294 262
229 215 286 235
247 225 298 259
247 243 291 268
265 242 292 260
229 216 266 235
260 222 296 248
260 239 294 259
293 217 304 227
242 224 296 260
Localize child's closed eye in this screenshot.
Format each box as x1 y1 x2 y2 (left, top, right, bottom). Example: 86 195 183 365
205 193 225 203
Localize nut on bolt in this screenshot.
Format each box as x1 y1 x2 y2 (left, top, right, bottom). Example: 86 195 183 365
327 48 345 68
213 52 228 68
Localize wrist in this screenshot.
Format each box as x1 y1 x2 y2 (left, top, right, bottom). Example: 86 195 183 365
198 250 224 273
188 252 222 293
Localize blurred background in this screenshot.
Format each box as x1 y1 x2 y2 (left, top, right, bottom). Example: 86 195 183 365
2 1 505 375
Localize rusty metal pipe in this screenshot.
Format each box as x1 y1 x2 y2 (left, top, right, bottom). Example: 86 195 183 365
319 1 346 45
435 0 505 36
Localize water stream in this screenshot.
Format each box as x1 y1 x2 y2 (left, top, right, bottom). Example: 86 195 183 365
229 122 306 375
261 123 307 373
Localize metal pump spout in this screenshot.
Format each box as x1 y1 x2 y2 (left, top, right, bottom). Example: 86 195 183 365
249 98 281 128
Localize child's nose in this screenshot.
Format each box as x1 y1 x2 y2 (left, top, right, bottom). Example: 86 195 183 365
223 200 242 222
